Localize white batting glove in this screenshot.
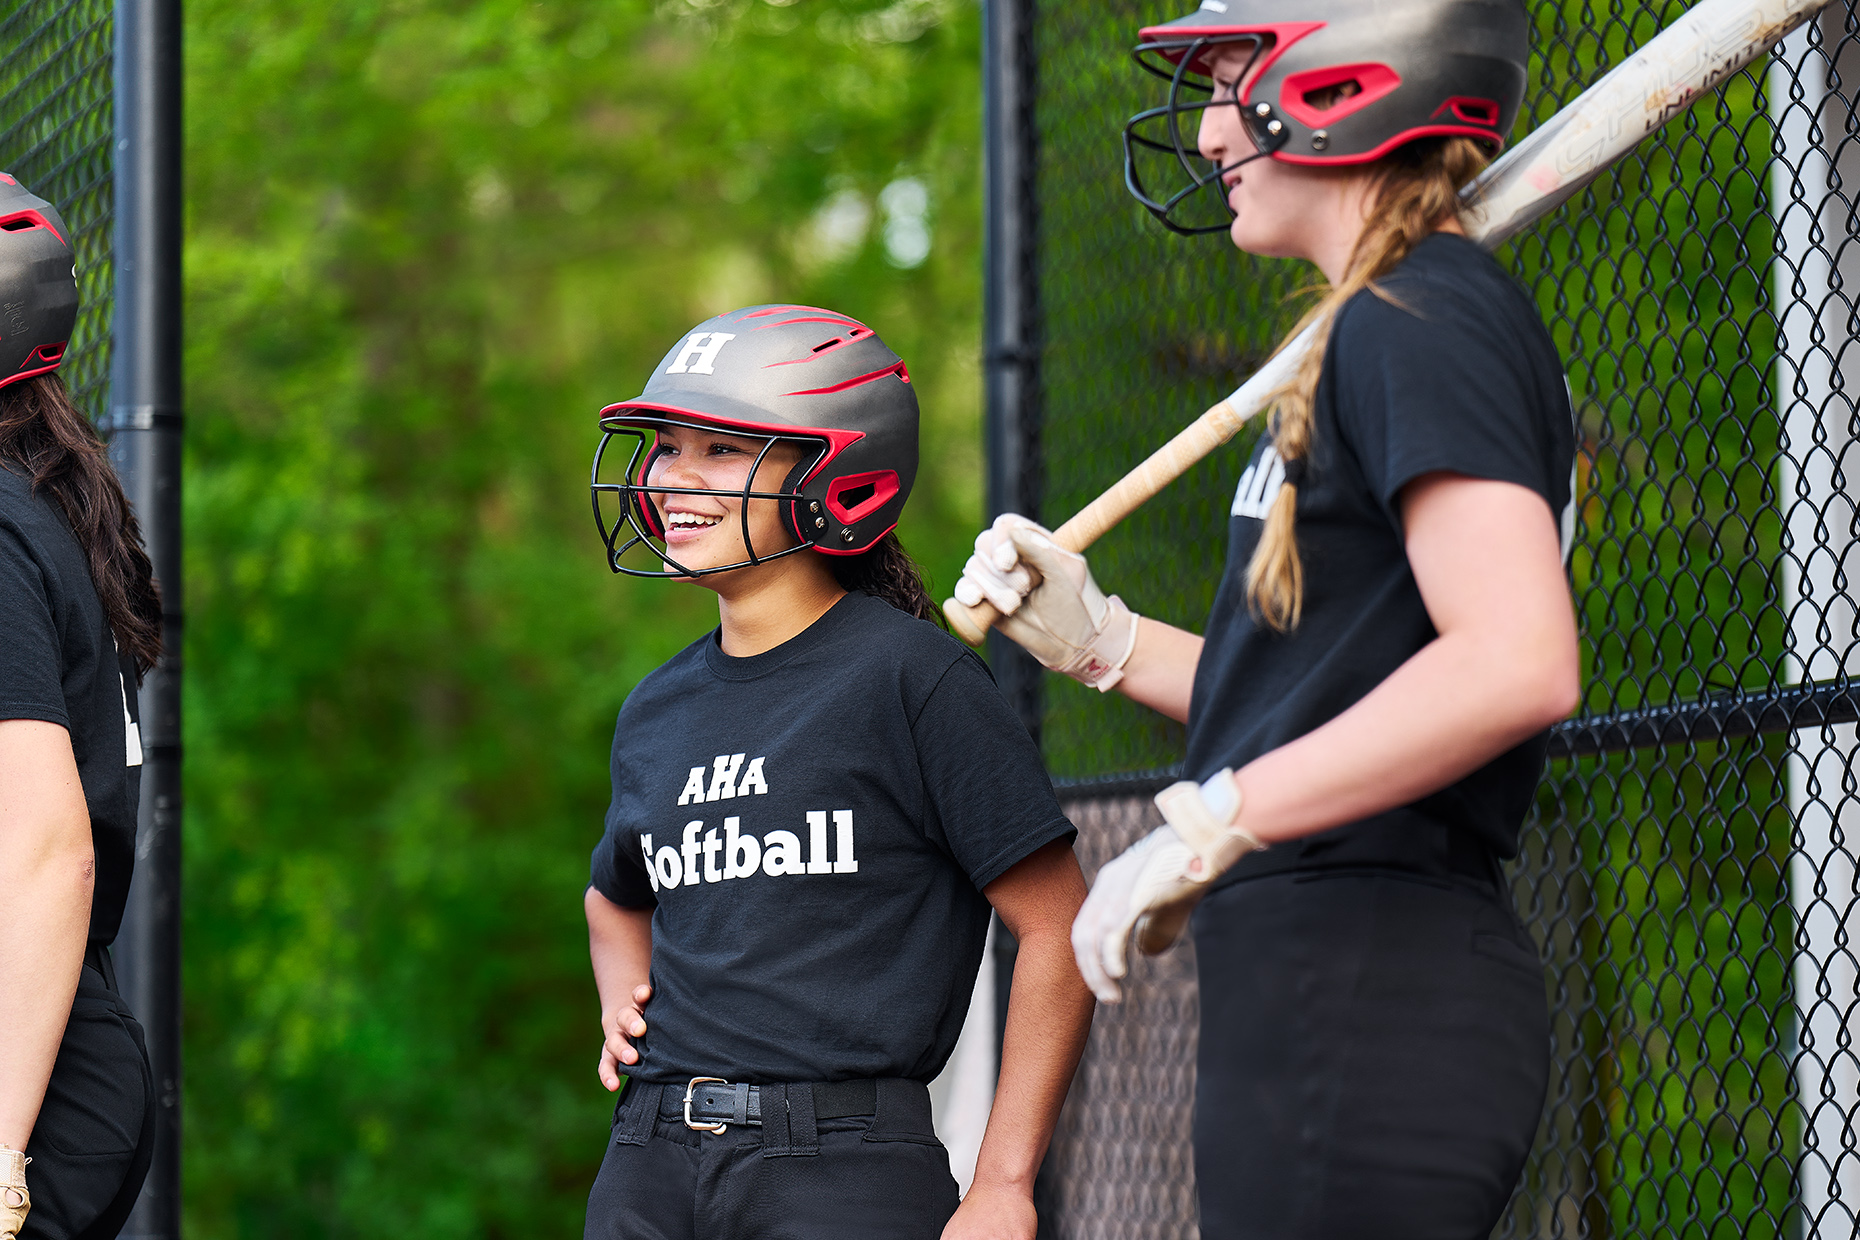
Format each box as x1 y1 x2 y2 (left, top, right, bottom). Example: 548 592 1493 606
953 513 1139 691
1071 769 1262 1003
1 1147 29 1240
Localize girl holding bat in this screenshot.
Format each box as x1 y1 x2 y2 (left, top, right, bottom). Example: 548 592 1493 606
957 1 1573 1235
581 305 1093 1239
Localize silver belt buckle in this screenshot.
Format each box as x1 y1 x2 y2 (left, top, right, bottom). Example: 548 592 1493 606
683 1076 730 1133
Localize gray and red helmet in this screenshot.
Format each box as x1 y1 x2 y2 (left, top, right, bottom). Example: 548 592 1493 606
0 173 77 386
592 304 919 578
1125 0 1530 234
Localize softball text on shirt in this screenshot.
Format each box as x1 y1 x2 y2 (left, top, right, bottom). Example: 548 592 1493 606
638 753 862 888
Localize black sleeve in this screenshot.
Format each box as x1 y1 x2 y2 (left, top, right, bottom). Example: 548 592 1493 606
590 824 658 911
911 652 1076 890
0 524 67 727
1331 286 1563 522
590 721 659 911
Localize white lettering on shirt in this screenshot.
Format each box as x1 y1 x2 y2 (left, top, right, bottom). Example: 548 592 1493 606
805 810 833 874
724 817 761 879
654 845 683 889
648 811 860 886
681 821 704 886
1231 444 1286 521
832 809 858 874
762 830 806 876
706 753 745 801
120 673 142 768
679 755 769 805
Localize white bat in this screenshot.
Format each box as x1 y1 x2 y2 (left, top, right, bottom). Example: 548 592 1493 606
945 0 1834 644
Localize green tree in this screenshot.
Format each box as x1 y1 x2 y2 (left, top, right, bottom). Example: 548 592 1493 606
183 0 982 1233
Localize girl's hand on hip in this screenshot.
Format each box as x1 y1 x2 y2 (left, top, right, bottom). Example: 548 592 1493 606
939 1181 1036 1240
598 982 652 1091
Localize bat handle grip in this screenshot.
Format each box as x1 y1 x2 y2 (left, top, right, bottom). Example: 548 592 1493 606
941 397 1248 647
942 594 999 646
936 505 1137 643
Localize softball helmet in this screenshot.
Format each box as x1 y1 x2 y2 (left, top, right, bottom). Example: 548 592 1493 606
592 304 919 578
1125 0 1530 234
0 173 77 387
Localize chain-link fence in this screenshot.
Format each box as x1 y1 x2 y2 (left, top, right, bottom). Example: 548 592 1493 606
986 0 1860 1234
0 0 112 415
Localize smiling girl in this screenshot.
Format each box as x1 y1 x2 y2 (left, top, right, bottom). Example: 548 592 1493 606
580 305 1093 1240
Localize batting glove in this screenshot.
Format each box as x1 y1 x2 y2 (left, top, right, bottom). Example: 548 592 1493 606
953 513 1139 691
1071 769 1262 1003
1 1147 28 1240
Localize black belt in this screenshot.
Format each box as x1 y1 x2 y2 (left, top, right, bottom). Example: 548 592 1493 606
657 1077 878 1131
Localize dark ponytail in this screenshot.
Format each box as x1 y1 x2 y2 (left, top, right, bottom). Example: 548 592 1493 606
828 531 945 628
0 373 162 678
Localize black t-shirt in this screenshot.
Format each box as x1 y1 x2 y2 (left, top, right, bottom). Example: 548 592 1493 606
1189 234 1574 878
590 590 1075 1085
0 463 142 946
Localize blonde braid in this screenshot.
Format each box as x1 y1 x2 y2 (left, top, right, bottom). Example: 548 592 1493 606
1244 136 1491 631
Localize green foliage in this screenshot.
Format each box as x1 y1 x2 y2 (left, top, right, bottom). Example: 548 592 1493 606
183 0 981 1233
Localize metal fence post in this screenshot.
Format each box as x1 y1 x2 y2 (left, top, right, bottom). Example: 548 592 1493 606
1772 12 1860 1238
982 0 1042 742
106 0 183 1235
981 2 1058 1231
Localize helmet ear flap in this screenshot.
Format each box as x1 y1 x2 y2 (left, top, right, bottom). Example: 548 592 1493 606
632 442 670 538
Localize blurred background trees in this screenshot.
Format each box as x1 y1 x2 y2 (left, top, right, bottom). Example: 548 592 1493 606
182 0 980 1232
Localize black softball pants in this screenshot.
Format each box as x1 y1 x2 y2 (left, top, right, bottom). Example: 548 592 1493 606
584 1078 959 1239
23 953 156 1240
1192 869 1550 1240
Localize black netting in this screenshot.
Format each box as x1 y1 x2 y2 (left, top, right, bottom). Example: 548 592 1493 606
1004 0 1860 1235
0 0 112 415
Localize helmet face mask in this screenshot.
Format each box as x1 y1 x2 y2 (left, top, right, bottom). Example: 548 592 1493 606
1125 34 1274 235
1123 1 1529 236
591 413 830 580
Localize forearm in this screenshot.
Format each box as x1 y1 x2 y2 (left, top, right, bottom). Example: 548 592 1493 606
0 722 95 1149
0 861 91 1150
1113 616 1202 724
971 927 1094 1193
585 887 652 1012
1235 627 1576 846
586 887 655 1091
